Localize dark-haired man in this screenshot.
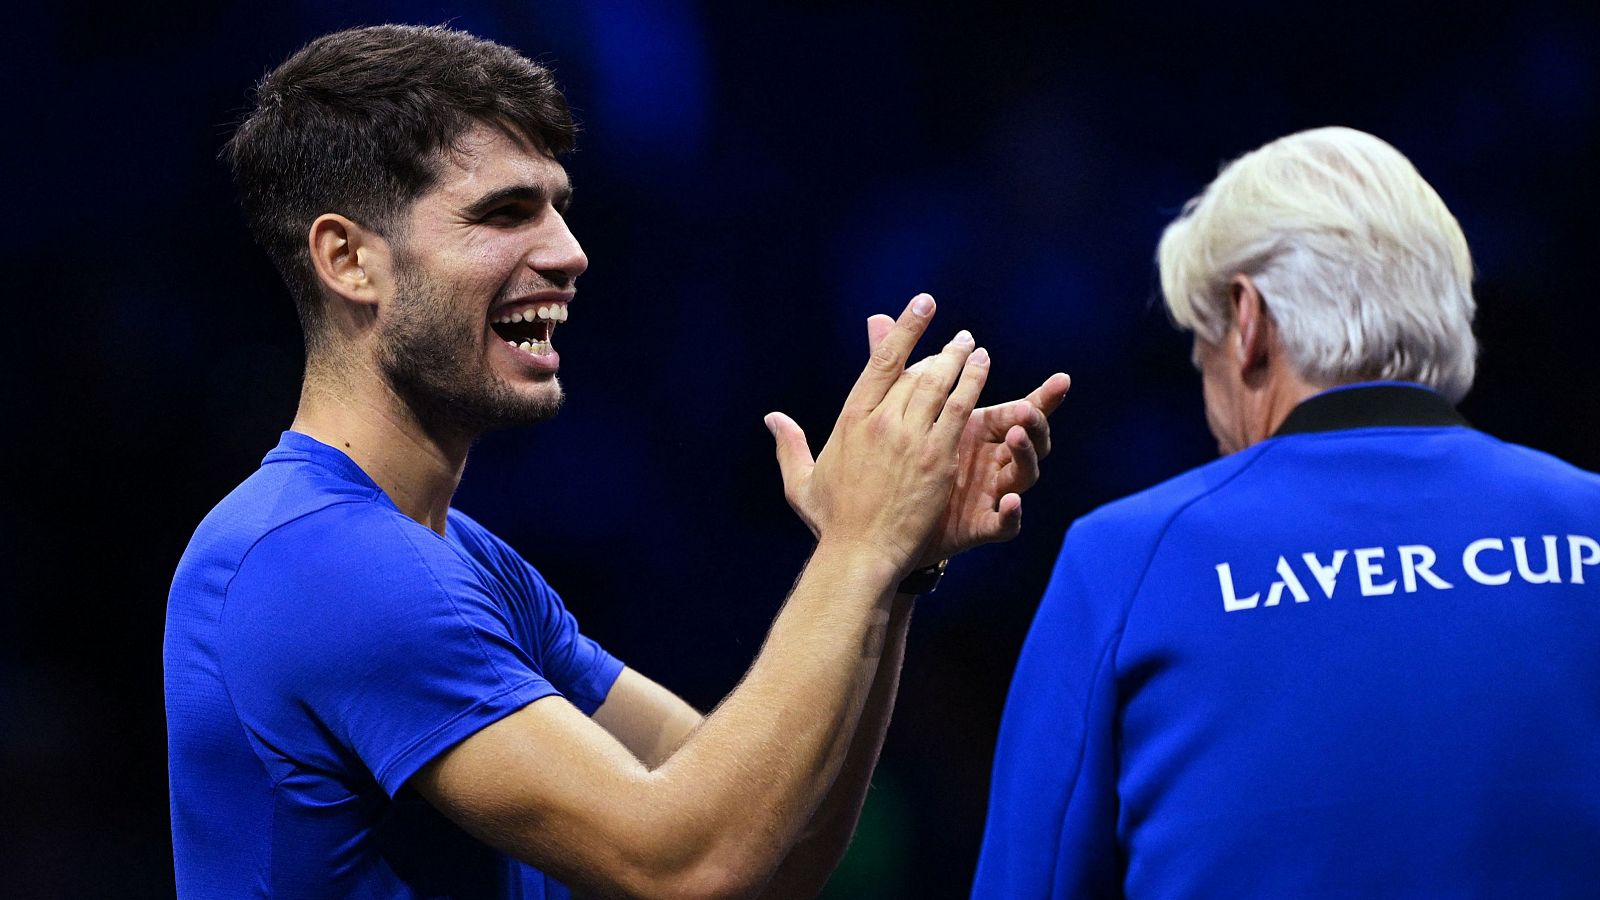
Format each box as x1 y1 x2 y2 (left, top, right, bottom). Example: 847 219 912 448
164 24 1069 899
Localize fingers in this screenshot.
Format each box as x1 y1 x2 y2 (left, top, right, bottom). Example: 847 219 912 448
1003 423 1041 491
1019 373 1068 460
1026 372 1072 418
932 347 991 445
764 411 815 494
886 329 976 424
962 492 1025 550
842 293 936 414
975 372 1070 458
865 314 895 353
994 492 1023 541
1018 402 1051 463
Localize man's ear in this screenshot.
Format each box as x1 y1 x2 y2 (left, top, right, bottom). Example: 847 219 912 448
307 214 388 308
1228 274 1272 376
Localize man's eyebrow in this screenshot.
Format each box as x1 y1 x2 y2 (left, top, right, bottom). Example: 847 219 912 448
460 182 574 218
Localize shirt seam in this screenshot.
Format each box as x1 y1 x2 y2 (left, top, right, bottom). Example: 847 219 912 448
1114 440 1288 673
216 496 378 892
1042 633 1123 895
378 513 524 697
447 513 622 713
216 493 377 787
1104 441 1287 855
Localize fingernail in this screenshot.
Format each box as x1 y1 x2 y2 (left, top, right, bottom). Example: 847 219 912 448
953 329 973 346
763 413 777 435
911 294 934 316
971 347 990 365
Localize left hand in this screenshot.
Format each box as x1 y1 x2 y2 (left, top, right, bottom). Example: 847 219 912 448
862 315 1070 567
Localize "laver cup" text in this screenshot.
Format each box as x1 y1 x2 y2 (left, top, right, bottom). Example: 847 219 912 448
1215 535 1600 612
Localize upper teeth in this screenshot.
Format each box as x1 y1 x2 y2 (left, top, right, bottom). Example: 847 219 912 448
494 304 569 324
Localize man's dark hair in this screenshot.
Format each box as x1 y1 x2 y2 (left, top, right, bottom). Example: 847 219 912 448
224 24 576 351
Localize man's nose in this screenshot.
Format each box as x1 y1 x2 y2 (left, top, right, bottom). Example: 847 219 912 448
527 213 588 284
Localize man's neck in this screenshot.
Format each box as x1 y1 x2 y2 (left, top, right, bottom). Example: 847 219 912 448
1244 360 1324 449
291 370 469 535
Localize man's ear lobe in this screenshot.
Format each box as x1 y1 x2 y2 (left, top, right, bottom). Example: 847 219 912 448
308 214 385 306
1229 274 1270 372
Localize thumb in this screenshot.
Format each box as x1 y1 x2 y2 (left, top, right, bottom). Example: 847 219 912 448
764 412 815 487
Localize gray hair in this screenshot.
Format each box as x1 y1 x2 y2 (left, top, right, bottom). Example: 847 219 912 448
1157 127 1476 402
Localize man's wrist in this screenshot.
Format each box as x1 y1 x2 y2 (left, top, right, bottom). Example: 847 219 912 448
809 539 905 592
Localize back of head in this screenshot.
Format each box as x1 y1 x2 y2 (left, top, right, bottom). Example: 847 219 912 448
224 24 576 353
1157 127 1476 402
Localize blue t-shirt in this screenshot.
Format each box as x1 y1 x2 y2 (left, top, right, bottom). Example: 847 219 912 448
165 431 625 898
973 385 1600 898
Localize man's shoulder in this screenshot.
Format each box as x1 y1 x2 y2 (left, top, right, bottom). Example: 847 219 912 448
443 507 551 590
1069 447 1272 551
183 448 381 555
245 498 441 575
1065 427 1600 567
1471 433 1600 489
1037 449 1276 610
178 461 482 615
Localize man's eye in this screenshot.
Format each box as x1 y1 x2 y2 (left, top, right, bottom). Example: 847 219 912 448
484 205 533 224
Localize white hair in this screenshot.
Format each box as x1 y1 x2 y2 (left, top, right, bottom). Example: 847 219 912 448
1157 127 1476 402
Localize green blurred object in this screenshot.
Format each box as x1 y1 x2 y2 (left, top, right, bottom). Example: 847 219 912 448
822 766 912 898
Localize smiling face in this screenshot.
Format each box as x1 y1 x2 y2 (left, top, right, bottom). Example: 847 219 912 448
376 124 588 437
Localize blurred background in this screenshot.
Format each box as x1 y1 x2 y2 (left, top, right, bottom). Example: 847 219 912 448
3 0 1597 895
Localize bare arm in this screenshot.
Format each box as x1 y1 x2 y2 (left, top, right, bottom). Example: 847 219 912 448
589 597 914 900
592 668 703 769
413 295 988 899
750 317 1070 894
757 593 915 899
563 318 1069 897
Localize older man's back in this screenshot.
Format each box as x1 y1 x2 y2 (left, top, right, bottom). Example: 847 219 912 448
974 127 1600 897
976 382 1600 897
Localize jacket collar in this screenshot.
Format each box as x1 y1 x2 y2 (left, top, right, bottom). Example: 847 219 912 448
1273 382 1468 437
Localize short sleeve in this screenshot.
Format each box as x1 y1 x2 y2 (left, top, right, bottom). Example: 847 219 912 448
517 571 623 714
445 510 624 715
220 505 562 797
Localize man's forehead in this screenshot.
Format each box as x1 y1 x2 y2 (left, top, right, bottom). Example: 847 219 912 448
432 126 570 202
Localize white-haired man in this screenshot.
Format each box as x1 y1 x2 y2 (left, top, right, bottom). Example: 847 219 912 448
972 127 1600 897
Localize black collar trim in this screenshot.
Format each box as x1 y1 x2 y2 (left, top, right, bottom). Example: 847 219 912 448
1273 384 1468 438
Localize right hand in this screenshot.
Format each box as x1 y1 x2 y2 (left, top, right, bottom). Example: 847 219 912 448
764 293 991 577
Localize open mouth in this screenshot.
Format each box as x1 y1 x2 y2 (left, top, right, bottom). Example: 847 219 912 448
491 303 568 354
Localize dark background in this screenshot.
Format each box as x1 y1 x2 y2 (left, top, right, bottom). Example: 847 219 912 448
3 0 1597 896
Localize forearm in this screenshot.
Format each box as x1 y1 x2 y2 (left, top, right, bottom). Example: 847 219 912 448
637 540 902 893
758 593 915 899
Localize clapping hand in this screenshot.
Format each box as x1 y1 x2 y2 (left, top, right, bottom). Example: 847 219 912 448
864 313 1069 567
764 295 1069 577
764 294 991 577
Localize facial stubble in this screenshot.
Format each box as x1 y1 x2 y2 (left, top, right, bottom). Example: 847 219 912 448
379 260 563 439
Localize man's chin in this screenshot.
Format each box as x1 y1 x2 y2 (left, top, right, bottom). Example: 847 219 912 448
393 373 564 438
490 378 564 430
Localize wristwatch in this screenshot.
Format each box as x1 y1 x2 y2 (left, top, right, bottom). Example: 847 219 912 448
896 559 948 595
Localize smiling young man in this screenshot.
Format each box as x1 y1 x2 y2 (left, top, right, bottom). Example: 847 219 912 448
164 24 1069 899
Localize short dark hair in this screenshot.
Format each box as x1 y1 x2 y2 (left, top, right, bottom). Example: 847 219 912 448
224 24 577 350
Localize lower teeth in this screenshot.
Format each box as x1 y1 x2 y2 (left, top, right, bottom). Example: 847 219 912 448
508 340 551 354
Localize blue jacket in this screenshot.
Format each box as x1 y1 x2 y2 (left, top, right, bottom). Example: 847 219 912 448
973 384 1600 898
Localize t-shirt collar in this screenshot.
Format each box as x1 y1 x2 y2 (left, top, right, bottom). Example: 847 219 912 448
263 430 384 492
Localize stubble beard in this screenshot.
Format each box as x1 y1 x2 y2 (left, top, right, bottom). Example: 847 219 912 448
378 262 563 441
